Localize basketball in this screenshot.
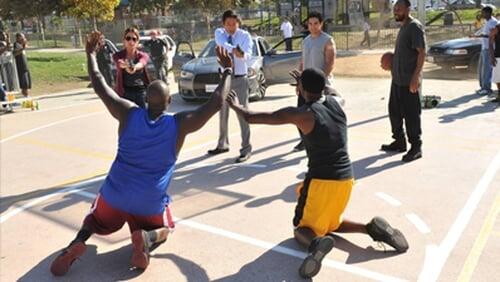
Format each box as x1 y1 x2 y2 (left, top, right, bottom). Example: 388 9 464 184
380 52 393 71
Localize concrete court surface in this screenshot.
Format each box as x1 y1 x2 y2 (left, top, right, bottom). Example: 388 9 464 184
1 77 499 282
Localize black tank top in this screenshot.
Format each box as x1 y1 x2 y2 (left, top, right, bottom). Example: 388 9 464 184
302 95 353 180
495 25 500 58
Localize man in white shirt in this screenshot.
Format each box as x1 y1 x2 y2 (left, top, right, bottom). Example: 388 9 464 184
208 10 253 163
474 6 498 95
360 19 371 48
280 17 294 51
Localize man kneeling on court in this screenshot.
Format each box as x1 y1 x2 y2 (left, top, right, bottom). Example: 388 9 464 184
226 68 409 278
50 31 234 276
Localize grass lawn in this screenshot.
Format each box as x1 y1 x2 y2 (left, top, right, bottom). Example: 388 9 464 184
27 51 90 96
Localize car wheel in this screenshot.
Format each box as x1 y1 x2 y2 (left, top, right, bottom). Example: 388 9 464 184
256 70 267 100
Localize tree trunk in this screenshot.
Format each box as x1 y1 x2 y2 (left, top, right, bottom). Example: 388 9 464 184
37 15 46 42
205 14 211 38
75 20 83 48
93 16 98 31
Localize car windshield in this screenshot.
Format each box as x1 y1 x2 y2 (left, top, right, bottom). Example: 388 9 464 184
199 40 258 58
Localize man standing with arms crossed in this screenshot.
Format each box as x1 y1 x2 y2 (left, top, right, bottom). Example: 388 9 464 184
380 0 426 162
208 10 253 163
474 6 498 96
293 11 336 152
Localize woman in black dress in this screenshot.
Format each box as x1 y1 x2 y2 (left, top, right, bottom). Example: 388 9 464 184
13 33 31 97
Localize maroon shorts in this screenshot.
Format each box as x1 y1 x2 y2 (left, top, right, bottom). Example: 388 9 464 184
83 194 175 235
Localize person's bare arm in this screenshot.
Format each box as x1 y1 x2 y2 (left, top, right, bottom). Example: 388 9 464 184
489 28 498 66
227 91 315 135
323 39 336 76
86 31 135 125
410 47 425 93
174 46 232 154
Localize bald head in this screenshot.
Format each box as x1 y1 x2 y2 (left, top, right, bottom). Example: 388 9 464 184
146 80 171 113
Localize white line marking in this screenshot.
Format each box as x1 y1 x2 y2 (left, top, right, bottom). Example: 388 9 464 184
26 101 98 114
68 190 406 282
0 111 104 143
418 150 500 282
173 217 406 282
376 192 402 207
234 163 267 168
406 213 431 234
0 176 105 223
74 190 98 199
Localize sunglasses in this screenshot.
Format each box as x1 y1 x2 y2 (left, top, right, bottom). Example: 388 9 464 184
125 36 138 42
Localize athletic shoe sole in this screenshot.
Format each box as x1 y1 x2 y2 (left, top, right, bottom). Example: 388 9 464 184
131 230 149 270
299 236 335 278
368 217 409 253
50 242 86 276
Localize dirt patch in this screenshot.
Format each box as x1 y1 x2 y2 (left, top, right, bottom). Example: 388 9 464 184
334 53 476 81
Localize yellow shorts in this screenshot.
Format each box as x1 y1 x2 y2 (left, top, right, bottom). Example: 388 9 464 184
293 178 354 236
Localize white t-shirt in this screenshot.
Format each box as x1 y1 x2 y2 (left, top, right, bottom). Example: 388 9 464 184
280 21 293 38
482 18 498 50
363 22 370 32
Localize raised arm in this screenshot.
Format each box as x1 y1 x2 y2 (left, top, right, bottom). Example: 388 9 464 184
226 91 315 135
174 46 233 153
86 31 135 124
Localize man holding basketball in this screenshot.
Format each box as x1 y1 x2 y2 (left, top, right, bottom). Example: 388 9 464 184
381 0 426 162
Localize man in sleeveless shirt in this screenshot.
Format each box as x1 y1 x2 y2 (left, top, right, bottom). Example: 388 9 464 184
489 22 500 102
50 31 234 276
227 68 409 279
380 0 426 163
293 12 336 152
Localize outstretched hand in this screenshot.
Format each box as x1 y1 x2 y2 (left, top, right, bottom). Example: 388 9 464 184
226 90 240 109
216 46 232 69
289 69 301 83
86 31 104 54
289 69 302 97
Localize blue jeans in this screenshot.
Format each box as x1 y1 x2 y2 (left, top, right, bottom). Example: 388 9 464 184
478 49 492 92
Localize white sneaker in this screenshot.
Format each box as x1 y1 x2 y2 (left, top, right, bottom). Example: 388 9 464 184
478 89 491 95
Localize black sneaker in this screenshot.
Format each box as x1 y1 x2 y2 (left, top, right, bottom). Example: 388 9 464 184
298 236 335 278
402 147 422 162
366 217 409 253
380 140 407 152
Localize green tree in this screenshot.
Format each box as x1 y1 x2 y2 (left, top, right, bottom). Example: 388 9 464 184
64 0 120 30
1 0 62 41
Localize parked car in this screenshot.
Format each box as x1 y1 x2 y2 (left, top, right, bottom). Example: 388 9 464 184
448 0 476 9
426 35 481 70
175 35 304 102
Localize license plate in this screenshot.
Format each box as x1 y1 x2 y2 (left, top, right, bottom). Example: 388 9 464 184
427 56 434 63
205 84 218 93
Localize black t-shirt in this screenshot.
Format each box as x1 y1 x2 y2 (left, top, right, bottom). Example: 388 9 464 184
392 18 426 86
148 39 168 58
123 58 145 88
302 95 353 180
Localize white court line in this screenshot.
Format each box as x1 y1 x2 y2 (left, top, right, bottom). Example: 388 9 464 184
406 213 431 234
285 165 307 173
418 150 500 282
375 192 402 207
0 111 104 143
0 176 105 223
70 190 406 282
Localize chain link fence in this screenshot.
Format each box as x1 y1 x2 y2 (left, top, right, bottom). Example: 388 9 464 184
2 9 475 52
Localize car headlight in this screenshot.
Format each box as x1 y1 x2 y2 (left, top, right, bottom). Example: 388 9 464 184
181 71 194 79
445 49 468 55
